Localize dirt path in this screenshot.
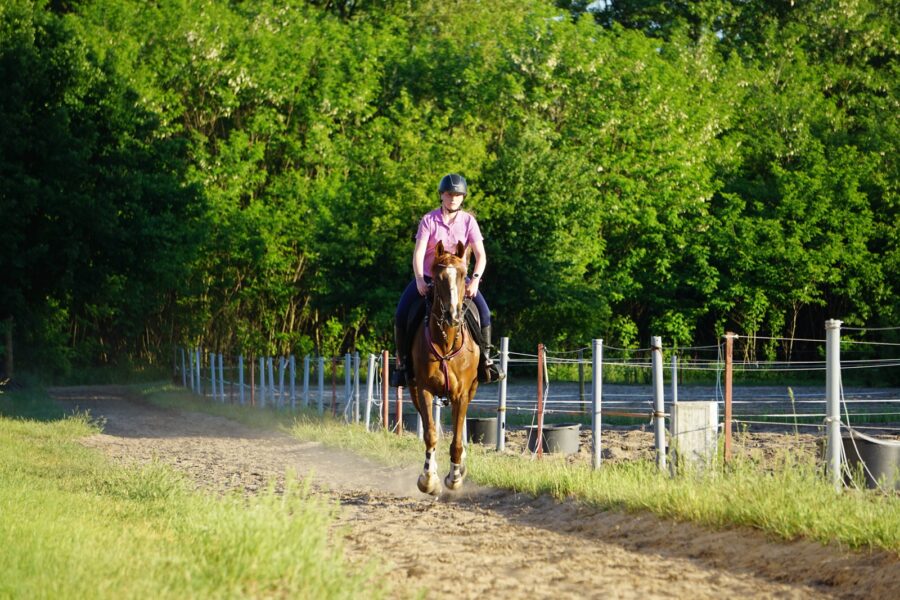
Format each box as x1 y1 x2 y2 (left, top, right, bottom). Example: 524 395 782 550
52 386 898 599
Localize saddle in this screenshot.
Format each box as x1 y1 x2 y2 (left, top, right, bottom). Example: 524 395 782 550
403 294 482 373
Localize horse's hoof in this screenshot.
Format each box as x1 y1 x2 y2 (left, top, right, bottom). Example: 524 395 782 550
444 474 464 491
418 473 440 495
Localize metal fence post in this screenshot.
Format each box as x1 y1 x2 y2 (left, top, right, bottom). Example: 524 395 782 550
344 353 352 421
365 353 376 430
592 339 603 470
724 333 734 464
353 352 360 423
496 337 509 452
317 356 325 414
238 354 245 405
303 355 310 408
289 354 296 409
218 353 225 402
210 351 217 399
195 348 202 396
278 356 286 409
268 357 276 408
652 336 666 472
826 319 843 492
259 356 266 408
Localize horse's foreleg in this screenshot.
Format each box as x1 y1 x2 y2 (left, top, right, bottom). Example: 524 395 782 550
445 395 470 491
414 388 440 495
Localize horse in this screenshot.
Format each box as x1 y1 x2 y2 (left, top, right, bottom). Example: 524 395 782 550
407 240 480 495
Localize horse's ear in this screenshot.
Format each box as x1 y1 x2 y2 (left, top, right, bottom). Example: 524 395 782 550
455 241 466 259
435 240 445 257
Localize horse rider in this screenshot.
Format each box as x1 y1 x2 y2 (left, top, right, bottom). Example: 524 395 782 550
392 173 504 387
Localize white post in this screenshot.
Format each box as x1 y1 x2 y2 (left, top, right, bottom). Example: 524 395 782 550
826 319 843 492
238 355 245 405
218 353 225 402
317 356 325 414
652 336 666 472
302 355 310 408
278 356 286 409
268 357 276 408
195 348 202 396
670 353 678 437
289 354 296 409
353 352 360 423
365 353 376 430
258 356 266 408
210 351 216 399
181 348 187 387
188 348 194 391
592 339 603 470
344 353 352 420
496 337 509 452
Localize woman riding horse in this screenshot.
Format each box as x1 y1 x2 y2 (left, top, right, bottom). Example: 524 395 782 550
392 173 502 387
408 240 480 493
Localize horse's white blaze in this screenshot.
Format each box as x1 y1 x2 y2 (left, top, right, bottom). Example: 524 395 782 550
446 266 459 319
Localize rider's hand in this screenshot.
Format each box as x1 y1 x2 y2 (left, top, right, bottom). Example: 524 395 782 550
415 276 429 296
465 277 479 298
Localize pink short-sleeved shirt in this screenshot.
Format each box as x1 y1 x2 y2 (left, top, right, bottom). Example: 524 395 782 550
417 208 483 277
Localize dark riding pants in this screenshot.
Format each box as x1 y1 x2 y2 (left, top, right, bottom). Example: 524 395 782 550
395 276 491 331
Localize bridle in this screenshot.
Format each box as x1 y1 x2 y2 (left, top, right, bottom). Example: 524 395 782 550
424 264 469 398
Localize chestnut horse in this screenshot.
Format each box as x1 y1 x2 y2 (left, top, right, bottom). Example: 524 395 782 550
408 240 480 495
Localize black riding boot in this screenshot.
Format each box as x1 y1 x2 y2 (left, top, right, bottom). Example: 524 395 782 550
478 325 505 384
390 323 407 387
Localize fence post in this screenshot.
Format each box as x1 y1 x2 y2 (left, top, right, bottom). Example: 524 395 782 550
331 357 338 417
303 355 310 408
670 352 678 437
365 353 376 430
592 339 603 470
344 353 352 421
289 354 296 410
195 348 202 396
180 348 187 387
238 354 245 405
317 356 325 414
188 348 195 391
536 343 545 458
218 354 224 402
268 357 276 408
258 356 266 408
381 351 389 430
278 356 286 409
250 356 255 406
353 352 360 423
652 336 666 472
210 351 216 399
496 337 509 452
724 332 734 464
826 319 843 492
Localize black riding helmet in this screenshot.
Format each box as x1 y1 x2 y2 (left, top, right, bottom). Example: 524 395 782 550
438 173 467 196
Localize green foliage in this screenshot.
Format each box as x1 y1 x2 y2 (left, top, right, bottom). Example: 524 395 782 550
2 0 898 370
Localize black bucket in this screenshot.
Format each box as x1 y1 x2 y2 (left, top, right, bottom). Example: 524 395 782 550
526 423 581 455
842 431 900 490
467 417 498 445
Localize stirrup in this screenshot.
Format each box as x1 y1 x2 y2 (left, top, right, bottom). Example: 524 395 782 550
479 362 505 384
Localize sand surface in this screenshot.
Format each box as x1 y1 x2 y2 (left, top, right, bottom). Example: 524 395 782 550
51 386 899 599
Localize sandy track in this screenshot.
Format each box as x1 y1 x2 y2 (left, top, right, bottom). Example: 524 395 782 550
52 386 899 599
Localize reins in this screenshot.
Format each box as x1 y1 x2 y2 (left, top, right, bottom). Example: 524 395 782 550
424 289 467 399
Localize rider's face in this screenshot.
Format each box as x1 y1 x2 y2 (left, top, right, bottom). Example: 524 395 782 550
441 191 465 212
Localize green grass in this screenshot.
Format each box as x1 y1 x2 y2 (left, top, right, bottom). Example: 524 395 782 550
137 384 900 555
0 389 382 599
